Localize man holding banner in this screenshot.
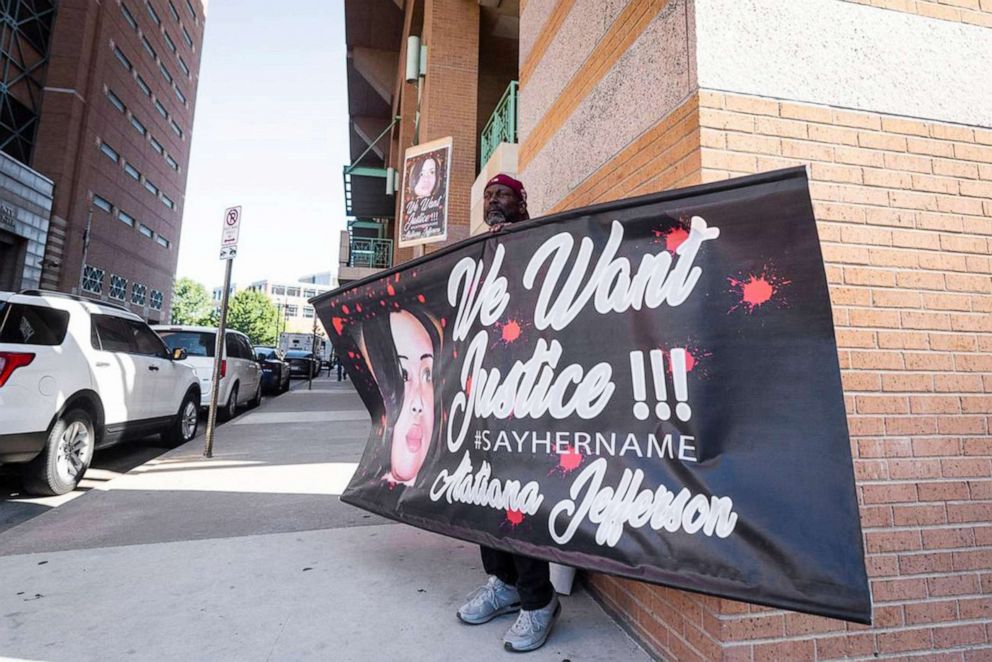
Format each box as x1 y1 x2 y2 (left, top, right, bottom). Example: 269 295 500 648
318 167 871 657
455 174 561 654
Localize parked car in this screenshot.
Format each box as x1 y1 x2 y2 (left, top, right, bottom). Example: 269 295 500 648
254 345 290 394
153 325 262 421
0 290 200 495
284 350 320 379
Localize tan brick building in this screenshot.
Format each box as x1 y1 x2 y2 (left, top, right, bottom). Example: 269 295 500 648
0 0 206 322
343 0 991 658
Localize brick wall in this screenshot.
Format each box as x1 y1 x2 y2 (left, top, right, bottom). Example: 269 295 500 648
543 88 992 661
841 0 992 27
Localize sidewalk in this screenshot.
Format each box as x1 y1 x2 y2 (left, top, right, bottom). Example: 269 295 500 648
0 377 652 662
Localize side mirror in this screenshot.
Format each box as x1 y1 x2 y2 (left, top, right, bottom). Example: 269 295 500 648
172 347 188 361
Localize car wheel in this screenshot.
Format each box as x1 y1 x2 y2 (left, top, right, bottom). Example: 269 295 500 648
23 408 96 496
164 391 199 447
219 384 238 422
248 380 262 409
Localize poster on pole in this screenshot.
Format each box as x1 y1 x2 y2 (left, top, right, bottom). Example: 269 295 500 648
398 136 452 248
219 205 242 260
315 168 871 624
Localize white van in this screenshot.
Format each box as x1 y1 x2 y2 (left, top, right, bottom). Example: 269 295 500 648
153 326 262 420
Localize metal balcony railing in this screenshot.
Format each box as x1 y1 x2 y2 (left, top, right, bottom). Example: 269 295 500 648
348 237 393 270
480 81 518 166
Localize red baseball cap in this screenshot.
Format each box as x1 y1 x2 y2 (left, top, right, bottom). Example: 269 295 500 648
485 173 527 202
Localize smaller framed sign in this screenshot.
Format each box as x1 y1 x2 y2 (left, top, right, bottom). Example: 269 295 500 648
398 136 452 248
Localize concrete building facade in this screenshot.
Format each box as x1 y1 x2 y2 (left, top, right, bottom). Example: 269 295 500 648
0 151 54 291
342 0 991 658
0 0 206 322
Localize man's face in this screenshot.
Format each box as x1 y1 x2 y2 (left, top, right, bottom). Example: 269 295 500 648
484 184 525 226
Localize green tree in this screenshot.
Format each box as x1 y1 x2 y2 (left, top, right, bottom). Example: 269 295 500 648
226 289 278 346
171 277 214 325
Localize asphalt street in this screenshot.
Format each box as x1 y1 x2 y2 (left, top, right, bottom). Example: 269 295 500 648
0 376 651 662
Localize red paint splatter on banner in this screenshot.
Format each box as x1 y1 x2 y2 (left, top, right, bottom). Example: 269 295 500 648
559 447 583 472
728 265 792 314
356 303 363 313
684 351 697 372
347 351 356 359
506 509 524 526
417 294 426 303
441 318 447 328
386 284 396 297
341 304 350 315
502 320 522 343
665 227 689 253
464 375 472 396
331 317 344 335
380 300 386 307
394 274 401 283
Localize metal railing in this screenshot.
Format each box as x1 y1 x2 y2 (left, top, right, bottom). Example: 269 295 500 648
480 81 518 166
348 237 393 269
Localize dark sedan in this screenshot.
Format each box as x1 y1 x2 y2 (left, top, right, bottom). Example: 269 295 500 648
254 346 290 393
284 350 320 379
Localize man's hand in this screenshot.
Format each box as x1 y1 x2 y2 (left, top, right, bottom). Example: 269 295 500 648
489 222 504 233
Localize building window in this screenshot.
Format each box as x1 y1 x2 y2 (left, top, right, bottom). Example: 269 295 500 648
143 179 159 196
165 153 179 170
170 119 183 138
150 136 164 154
136 75 152 97
304 289 317 298
117 210 136 227
113 46 133 71
99 142 119 162
124 162 141 181
82 266 104 294
146 1 161 25
141 36 157 60
161 194 174 209
93 195 113 213
159 62 173 84
177 56 190 77
167 1 180 22
271 285 285 296
150 289 163 310
286 305 299 317
121 3 138 29
303 306 314 319
154 99 168 118
109 274 128 301
131 282 147 305
138 224 153 238
155 234 170 248
185 0 197 23
174 86 187 105
286 287 301 298
181 25 193 48
106 89 126 112
130 115 147 136
163 31 177 53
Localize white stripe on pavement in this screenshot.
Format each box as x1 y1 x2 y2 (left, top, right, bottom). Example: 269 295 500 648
230 410 369 425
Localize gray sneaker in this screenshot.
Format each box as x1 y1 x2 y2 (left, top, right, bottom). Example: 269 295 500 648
502 594 561 653
457 575 521 625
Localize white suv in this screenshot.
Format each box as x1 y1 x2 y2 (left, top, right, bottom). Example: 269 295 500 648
153 325 262 421
0 291 201 495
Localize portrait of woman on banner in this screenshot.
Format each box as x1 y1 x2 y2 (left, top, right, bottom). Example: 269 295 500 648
358 308 444 488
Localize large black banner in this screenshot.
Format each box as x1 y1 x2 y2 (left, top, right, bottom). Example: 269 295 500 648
314 168 871 624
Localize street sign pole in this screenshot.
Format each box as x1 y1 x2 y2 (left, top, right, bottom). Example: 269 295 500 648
204 258 231 458
205 205 242 458
308 308 318 391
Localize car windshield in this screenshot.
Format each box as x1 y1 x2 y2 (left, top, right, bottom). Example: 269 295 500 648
158 330 215 357
285 351 311 358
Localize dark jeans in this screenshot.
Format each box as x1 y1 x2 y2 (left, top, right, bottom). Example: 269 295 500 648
480 546 554 611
